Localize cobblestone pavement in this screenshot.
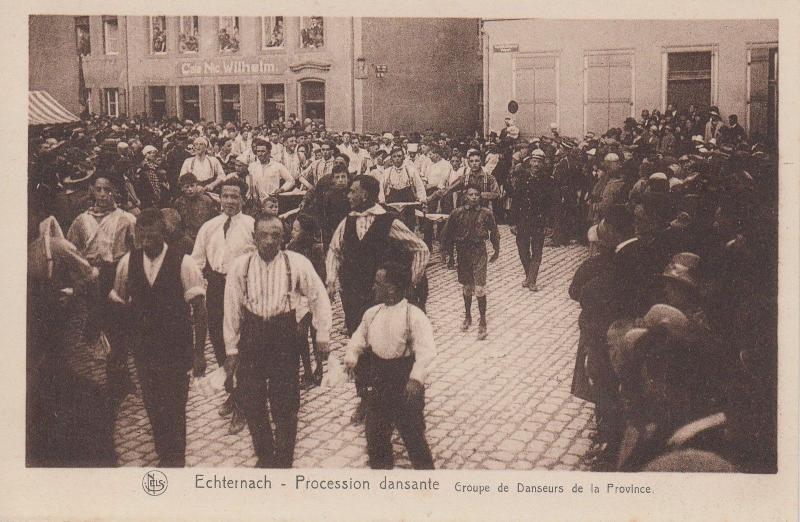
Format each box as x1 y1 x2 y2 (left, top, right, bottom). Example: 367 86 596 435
64 225 594 470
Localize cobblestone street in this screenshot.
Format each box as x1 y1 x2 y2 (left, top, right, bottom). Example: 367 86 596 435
64 225 594 470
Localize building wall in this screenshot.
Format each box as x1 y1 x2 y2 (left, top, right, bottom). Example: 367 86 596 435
28 16 82 116
482 19 778 138
360 18 482 135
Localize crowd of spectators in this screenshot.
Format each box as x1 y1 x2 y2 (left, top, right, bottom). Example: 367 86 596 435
27 101 777 472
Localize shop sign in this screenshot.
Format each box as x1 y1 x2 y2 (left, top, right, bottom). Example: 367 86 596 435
178 58 283 77
493 43 519 53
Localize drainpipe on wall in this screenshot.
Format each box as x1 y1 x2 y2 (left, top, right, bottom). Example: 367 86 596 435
350 17 356 132
124 16 131 117
481 21 490 137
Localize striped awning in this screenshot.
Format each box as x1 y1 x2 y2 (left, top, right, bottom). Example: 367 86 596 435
29 90 80 126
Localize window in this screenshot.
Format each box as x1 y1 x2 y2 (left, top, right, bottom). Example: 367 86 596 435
262 16 284 49
300 80 325 123
218 16 240 52
747 46 778 146
263 84 285 125
149 86 167 120
584 51 634 135
103 16 119 55
219 84 241 122
75 16 90 56
104 88 119 117
180 85 200 122
512 53 558 137
179 16 199 53
83 88 92 115
666 51 712 111
300 16 324 49
150 16 167 54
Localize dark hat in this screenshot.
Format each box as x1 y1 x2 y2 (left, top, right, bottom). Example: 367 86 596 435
660 252 702 290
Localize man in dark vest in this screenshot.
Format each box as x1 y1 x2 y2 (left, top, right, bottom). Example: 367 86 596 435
110 208 208 467
326 175 430 423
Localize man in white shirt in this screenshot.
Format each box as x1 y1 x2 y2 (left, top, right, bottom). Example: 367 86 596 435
326 175 430 423
298 140 335 189
281 133 304 180
405 143 431 182
191 178 256 433
224 214 331 468
248 139 295 207
268 129 285 163
383 146 427 230
344 260 435 469
337 131 354 157
347 135 370 176
179 137 226 192
110 208 207 467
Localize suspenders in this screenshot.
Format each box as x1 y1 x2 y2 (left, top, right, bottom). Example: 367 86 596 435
364 302 414 358
242 251 294 315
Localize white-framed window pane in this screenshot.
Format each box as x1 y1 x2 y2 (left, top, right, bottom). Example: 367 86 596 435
300 16 324 48
105 89 119 117
219 16 240 52
151 16 167 54
179 16 199 53
75 16 91 56
103 17 119 54
262 16 284 48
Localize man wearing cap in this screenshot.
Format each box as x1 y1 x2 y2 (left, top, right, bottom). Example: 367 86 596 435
192 178 256 434
509 148 556 291
179 137 226 193
552 141 582 246
379 133 394 155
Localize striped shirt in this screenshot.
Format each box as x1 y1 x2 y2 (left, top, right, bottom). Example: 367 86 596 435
191 212 255 275
223 250 332 355
325 204 430 290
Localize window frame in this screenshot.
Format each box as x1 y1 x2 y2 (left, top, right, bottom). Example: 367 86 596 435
582 48 635 136
218 16 241 53
149 16 168 55
75 16 91 56
178 16 199 54
299 16 325 50
261 16 285 50
661 44 718 111
102 16 119 56
298 78 326 124
105 88 119 118
148 85 168 120
178 85 201 122
261 83 287 125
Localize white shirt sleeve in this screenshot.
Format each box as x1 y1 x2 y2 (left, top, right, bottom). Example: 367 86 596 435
324 219 347 289
223 254 249 355
109 252 131 304
409 306 436 384
293 254 332 344
181 255 206 302
191 222 209 273
343 308 372 368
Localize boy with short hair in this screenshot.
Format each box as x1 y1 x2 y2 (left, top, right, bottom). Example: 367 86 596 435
439 184 500 340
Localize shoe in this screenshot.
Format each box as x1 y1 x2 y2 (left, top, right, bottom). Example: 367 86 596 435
218 395 235 418
528 283 539 292
477 320 488 340
228 406 247 435
350 399 367 424
447 258 455 270
460 317 472 331
301 374 316 390
313 367 323 386
521 279 529 288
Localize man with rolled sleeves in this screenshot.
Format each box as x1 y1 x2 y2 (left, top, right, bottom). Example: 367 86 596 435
326 175 430 424
223 214 331 468
110 208 207 467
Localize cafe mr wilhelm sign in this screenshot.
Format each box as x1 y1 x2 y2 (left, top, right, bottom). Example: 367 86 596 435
178 58 283 77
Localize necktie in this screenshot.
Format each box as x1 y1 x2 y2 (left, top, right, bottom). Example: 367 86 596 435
223 216 232 238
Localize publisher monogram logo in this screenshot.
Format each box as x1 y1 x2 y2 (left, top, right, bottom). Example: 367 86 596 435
142 470 168 496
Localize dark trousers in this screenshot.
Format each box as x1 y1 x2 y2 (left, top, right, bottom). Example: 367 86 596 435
205 269 234 394
586 338 623 453
298 312 322 381
135 361 190 467
365 354 434 469
341 289 374 399
515 223 545 285
553 198 580 245
237 309 300 468
88 261 131 396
